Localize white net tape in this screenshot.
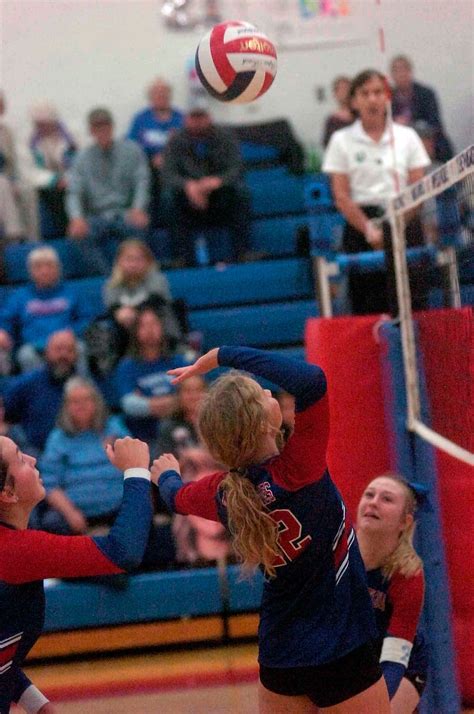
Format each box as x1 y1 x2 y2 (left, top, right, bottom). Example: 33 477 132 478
390 145 474 216
388 145 474 467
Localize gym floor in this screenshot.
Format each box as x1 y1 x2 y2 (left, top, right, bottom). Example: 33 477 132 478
19 643 473 713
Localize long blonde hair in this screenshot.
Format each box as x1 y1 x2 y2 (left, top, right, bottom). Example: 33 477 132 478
380 473 423 579
198 372 280 578
109 239 156 289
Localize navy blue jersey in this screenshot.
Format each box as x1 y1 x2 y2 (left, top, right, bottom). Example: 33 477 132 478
159 347 377 668
0 475 152 711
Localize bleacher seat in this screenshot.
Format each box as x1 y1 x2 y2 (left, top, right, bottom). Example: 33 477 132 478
189 300 318 351
244 166 288 187
166 258 313 309
43 568 229 632
250 175 306 217
250 215 307 256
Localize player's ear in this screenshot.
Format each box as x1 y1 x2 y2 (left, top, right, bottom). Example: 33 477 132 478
0 486 18 504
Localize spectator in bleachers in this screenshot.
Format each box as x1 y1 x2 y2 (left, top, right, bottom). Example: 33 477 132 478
36 377 129 534
113 306 188 443
66 107 150 275
0 92 23 244
322 76 354 148
162 103 251 266
172 448 231 566
104 238 183 348
0 246 89 373
156 374 207 458
2 329 82 453
0 173 23 244
0 91 39 241
127 78 183 228
0 394 32 455
0 91 16 181
323 69 431 316
85 238 185 379
22 101 77 238
390 55 454 162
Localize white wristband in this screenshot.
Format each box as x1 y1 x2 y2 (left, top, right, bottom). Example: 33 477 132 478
380 636 413 667
124 467 151 481
18 684 49 713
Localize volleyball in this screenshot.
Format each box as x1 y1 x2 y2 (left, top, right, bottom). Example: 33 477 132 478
195 21 277 104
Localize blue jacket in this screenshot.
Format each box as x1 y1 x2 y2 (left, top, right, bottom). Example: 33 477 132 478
0 282 89 349
3 367 71 450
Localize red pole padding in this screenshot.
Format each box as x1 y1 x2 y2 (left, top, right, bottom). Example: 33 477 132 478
305 315 392 520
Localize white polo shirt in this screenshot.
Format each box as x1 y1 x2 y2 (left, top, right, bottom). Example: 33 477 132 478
322 119 430 205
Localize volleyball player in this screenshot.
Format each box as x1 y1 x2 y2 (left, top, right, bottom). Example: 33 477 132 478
152 346 390 713
0 436 152 713
357 474 427 714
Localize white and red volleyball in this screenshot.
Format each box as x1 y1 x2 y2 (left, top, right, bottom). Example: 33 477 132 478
195 21 277 104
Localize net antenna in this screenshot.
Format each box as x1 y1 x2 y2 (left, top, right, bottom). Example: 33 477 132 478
387 145 474 467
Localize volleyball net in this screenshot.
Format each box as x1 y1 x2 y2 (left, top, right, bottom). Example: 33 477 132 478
387 144 474 467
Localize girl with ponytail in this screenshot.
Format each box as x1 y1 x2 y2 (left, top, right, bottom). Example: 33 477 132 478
357 474 427 713
152 346 390 713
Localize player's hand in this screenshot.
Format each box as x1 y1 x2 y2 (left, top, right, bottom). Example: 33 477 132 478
38 703 57 713
168 348 219 385
106 437 150 471
151 453 181 485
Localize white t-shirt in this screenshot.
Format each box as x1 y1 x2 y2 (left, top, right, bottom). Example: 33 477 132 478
322 119 430 205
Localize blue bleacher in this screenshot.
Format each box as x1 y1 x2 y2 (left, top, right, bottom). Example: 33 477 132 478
166 258 313 309
250 175 306 217
250 215 307 256
189 300 318 351
42 565 263 634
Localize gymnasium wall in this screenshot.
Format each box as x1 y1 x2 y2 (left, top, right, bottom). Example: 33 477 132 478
1 0 473 151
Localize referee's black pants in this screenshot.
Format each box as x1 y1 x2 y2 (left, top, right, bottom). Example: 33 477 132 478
343 205 430 317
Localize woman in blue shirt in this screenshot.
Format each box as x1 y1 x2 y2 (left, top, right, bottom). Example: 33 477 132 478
38 377 129 534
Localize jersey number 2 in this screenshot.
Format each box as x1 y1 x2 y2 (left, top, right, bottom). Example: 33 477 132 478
270 509 312 567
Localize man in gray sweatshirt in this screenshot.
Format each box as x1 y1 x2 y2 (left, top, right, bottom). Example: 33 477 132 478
66 107 150 274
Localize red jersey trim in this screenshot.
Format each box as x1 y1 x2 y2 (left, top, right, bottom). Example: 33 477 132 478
0 527 123 584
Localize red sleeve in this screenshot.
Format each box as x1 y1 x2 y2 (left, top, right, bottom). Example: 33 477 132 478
174 471 225 521
268 395 329 491
0 527 123 584
387 570 425 643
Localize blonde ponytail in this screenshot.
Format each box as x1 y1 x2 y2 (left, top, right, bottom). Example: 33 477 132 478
220 470 280 578
198 372 281 578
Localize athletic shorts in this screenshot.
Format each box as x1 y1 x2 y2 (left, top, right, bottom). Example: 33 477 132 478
259 641 382 708
404 631 428 697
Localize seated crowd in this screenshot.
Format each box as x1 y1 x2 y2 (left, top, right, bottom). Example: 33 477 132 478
0 58 457 572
